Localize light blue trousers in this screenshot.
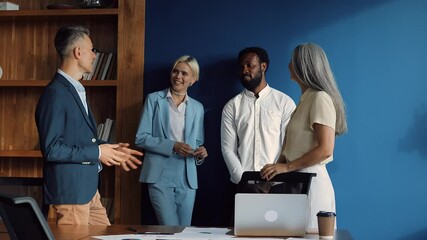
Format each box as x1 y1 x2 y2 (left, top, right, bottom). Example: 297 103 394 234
148 155 196 226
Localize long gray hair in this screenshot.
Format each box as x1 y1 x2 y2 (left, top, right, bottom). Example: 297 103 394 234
291 43 347 135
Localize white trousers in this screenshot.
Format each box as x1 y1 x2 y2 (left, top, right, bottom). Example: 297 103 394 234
299 164 336 233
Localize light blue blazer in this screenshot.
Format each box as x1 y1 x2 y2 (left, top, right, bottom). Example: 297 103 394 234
135 89 205 189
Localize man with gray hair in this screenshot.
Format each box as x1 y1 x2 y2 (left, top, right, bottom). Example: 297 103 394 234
35 25 143 225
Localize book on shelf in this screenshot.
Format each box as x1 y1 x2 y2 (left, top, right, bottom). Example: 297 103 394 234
105 55 117 80
83 51 117 80
0 1 19 10
100 53 114 80
97 118 115 142
101 118 113 141
104 52 117 80
84 52 101 80
109 57 117 80
97 123 104 139
92 52 106 80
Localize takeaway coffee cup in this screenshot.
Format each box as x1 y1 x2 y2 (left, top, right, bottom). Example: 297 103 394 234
317 211 336 239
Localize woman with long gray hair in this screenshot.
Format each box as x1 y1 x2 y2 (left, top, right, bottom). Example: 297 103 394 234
261 43 347 232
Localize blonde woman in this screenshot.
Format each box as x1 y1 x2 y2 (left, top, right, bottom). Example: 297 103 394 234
135 56 208 226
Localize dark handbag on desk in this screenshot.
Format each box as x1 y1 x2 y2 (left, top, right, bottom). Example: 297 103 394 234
237 171 316 195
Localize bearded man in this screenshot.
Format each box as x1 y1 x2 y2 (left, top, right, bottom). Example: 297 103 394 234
221 47 296 185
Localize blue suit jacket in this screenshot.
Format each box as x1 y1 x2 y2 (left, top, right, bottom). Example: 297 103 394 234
35 73 100 204
135 89 205 189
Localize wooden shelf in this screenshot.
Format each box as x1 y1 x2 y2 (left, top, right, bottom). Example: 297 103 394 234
0 80 117 87
0 150 42 158
0 8 118 17
0 0 145 224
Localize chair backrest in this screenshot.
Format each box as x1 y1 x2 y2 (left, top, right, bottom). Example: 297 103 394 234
0 193 54 240
0 177 48 218
237 171 317 195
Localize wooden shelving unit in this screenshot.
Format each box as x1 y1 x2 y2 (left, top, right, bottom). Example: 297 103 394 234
0 150 42 158
0 0 145 224
0 8 118 17
0 80 117 87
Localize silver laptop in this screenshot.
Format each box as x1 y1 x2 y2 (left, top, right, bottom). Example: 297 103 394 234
234 193 308 237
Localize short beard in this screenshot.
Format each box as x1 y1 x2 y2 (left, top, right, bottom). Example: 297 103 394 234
240 72 262 92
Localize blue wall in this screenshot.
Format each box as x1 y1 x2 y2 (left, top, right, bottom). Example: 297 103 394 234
143 0 427 239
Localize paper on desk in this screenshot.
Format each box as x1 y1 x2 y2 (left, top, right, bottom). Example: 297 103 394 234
175 227 284 240
90 228 221 240
90 234 156 239
90 227 305 240
286 238 312 240
91 227 231 240
176 227 233 238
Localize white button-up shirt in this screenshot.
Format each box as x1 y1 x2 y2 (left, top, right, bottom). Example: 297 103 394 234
166 88 188 142
221 85 296 184
58 69 88 115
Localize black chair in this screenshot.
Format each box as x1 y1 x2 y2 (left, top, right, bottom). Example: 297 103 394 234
237 171 317 195
0 193 54 240
0 177 49 218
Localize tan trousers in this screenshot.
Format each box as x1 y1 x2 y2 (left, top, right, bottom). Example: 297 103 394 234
53 190 111 225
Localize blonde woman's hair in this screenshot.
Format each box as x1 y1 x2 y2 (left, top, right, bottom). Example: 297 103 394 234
291 43 347 135
172 55 200 81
